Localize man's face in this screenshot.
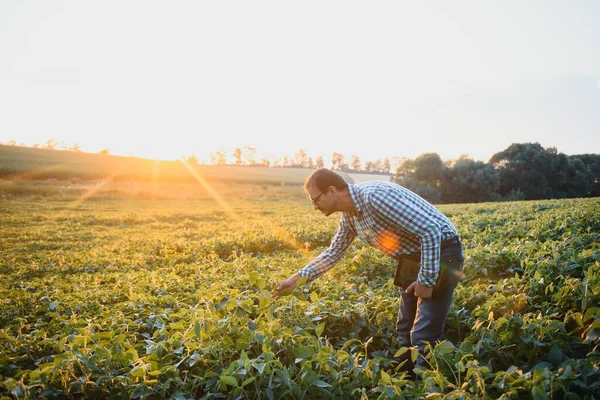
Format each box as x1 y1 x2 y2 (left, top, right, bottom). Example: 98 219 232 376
306 184 334 216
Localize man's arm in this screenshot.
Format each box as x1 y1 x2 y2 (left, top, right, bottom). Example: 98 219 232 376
273 217 356 298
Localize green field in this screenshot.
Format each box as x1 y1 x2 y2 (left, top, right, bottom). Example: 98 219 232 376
1 186 599 399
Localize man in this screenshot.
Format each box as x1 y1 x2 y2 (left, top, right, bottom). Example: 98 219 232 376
274 168 464 373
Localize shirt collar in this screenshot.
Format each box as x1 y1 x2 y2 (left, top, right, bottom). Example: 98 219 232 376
348 184 362 214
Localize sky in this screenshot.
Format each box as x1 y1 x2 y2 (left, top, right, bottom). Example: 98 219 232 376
1 1 599 164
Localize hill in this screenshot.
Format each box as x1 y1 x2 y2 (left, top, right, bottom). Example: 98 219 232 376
0 145 352 186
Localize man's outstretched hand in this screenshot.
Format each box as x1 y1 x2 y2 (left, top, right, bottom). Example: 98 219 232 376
405 281 433 299
272 273 303 299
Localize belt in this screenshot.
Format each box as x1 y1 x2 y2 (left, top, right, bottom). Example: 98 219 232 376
441 236 461 249
400 236 461 260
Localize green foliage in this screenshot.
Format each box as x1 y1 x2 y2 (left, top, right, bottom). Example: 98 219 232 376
392 143 600 204
1 194 599 398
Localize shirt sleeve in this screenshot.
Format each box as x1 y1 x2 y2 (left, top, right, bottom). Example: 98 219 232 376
298 216 356 281
369 191 443 287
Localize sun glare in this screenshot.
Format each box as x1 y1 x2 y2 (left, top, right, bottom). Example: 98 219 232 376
181 160 309 257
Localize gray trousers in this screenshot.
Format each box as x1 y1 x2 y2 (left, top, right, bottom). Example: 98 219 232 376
396 239 464 369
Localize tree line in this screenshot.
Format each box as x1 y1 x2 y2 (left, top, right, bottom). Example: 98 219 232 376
192 148 394 174
393 143 600 203
2 140 598 203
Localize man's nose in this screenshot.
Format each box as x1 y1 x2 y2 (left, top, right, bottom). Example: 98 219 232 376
313 203 319 210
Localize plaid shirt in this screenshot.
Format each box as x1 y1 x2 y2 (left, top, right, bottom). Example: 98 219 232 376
298 181 459 287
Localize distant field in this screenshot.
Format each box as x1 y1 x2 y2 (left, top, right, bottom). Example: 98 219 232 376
347 172 392 184
0 145 354 186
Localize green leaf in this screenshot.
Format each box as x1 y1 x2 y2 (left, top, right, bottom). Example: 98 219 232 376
253 362 266 374
532 385 550 400
436 341 454 355
266 388 274 400
380 370 391 385
242 377 256 387
277 287 294 297
296 276 309 286
169 322 185 330
314 380 331 388
220 375 238 387
393 347 408 357
584 307 600 322
315 322 325 337
411 348 419 363
248 271 258 284
131 366 146 377
256 278 266 289
93 331 114 341
310 292 319 303
548 346 563 365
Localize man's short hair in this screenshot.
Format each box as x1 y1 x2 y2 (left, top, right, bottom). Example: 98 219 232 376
304 168 349 192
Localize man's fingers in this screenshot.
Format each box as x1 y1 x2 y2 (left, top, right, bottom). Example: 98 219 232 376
405 282 416 293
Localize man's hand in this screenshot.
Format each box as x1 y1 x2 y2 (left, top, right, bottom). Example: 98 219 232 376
405 281 433 299
272 273 302 299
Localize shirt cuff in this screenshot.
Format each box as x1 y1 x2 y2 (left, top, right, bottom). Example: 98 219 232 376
417 271 437 287
298 268 315 281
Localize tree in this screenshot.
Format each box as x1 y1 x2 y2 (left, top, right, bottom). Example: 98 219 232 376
364 161 375 173
490 143 559 200
373 159 384 173
382 158 391 173
293 149 309 167
183 154 198 164
211 151 227 165
315 156 325 169
570 154 600 197
392 153 446 203
44 138 57 150
306 157 314 169
243 147 257 165
232 148 243 165
440 158 499 203
413 153 445 185
260 156 271 167
350 155 361 171
331 153 344 170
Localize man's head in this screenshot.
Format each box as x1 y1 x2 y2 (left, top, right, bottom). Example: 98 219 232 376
304 168 349 215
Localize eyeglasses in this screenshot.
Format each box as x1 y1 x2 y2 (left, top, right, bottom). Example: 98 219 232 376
309 186 331 205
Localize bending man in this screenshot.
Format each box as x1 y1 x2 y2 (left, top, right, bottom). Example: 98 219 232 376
274 168 464 373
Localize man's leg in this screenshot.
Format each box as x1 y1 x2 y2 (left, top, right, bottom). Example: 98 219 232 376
410 282 457 368
395 290 418 373
410 245 464 368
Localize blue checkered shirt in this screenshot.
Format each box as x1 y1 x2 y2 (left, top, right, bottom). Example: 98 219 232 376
298 181 459 287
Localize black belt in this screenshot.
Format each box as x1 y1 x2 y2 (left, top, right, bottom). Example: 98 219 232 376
441 236 461 249
400 236 461 261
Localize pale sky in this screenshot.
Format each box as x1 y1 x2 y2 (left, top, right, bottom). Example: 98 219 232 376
1 1 599 164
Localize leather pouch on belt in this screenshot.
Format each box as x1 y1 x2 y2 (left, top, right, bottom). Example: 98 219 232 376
394 254 421 290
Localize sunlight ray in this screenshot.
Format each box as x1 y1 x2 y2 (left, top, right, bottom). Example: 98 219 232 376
65 163 129 210
181 160 238 215
150 160 161 199
181 161 308 255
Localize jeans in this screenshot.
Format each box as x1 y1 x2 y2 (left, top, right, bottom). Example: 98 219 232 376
395 239 464 370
